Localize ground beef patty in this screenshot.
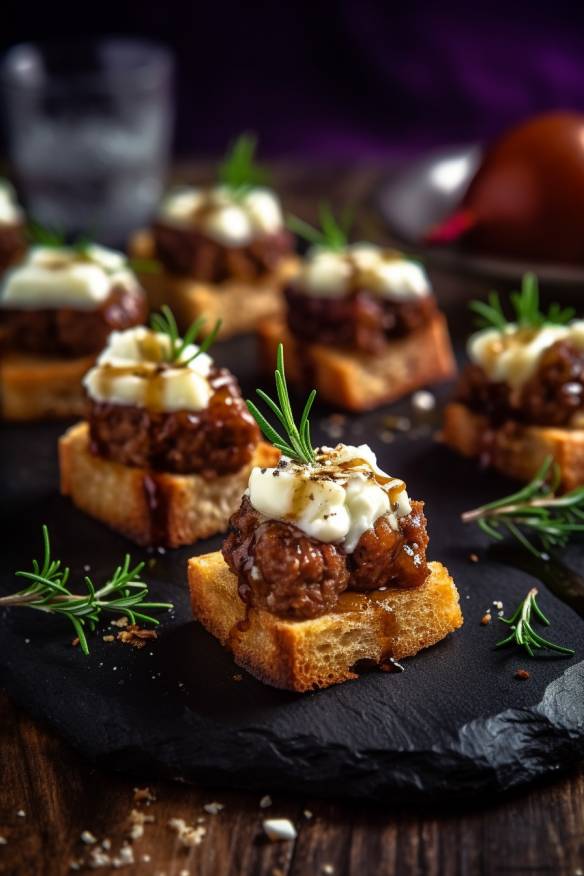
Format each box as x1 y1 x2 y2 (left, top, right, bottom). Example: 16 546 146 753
152 222 293 282
284 286 437 354
0 284 147 358
0 223 26 273
222 496 430 620
456 340 584 427
88 368 260 476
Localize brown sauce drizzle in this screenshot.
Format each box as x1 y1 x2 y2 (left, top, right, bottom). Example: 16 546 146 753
142 472 170 546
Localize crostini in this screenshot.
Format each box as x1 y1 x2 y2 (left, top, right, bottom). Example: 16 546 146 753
59 309 278 547
130 134 299 339
443 274 584 489
188 344 462 691
0 243 147 420
257 208 455 410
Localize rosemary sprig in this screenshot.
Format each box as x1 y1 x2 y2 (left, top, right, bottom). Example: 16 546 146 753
462 457 584 558
470 273 575 331
217 132 269 195
496 588 575 657
150 305 221 366
0 526 172 655
287 202 353 252
247 343 316 464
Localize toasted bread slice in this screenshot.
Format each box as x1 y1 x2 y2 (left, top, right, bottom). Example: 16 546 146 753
129 230 299 339
59 422 279 547
442 401 584 490
257 314 456 411
188 552 463 691
0 352 94 421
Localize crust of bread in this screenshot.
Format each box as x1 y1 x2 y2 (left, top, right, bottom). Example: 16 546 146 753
442 401 584 491
0 352 93 420
129 230 299 339
188 552 463 691
59 421 279 547
256 314 456 411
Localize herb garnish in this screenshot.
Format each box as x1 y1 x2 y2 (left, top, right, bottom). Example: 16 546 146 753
247 343 316 464
462 457 584 558
287 202 353 252
495 588 575 658
217 132 269 195
0 526 172 655
470 273 575 331
150 305 221 366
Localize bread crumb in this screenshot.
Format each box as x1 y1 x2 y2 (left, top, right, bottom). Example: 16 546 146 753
81 830 97 845
16 810 25 817
168 818 206 847
117 625 157 649
133 786 156 803
141 854 151 863
480 613 491 626
111 616 129 628
263 818 297 841
468 553 479 563
0 837 7 845
493 600 503 610
232 673 243 682
112 843 135 867
127 807 155 839
259 795 272 808
515 669 530 681
102 635 115 643
88 847 111 868
323 866 335 875
101 839 111 850
203 802 224 815
72 637 80 647
411 390 436 412
303 809 313 819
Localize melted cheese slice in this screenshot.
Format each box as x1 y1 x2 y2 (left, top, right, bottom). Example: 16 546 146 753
294 243 431 300
83 326 213 413
0 244 138 310
159 185 284 246
247 443 411 552
468 321 584 389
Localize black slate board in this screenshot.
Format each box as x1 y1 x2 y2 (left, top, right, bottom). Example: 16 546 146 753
1 335 584 802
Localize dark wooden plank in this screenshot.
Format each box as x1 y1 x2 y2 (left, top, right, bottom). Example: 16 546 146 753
1 691 583 876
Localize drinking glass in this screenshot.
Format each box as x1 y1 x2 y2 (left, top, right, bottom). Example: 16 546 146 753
1 38 174 245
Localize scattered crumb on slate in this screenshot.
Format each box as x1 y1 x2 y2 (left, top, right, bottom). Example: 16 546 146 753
259 795 272 809
480 613 491 626
515 669 530 681
232 673 243 682
102 635 115 643
468 553 479 563
0 837 7 845
117 625 158 649
111 616 129 628
16 810 25 818
303 809 313 819
80 830 97 845
203 802 224 815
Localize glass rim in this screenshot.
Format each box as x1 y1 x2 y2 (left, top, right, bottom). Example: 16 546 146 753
0 37 174 91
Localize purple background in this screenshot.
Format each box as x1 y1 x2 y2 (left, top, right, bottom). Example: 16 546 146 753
3 0 584 158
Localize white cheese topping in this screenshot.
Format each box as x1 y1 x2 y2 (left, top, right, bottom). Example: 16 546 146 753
468 321 584 389
247 443 411 553
83 326 213 413
159 185 284 246
0 180 23 225
295 243 431 300
0 244 139 310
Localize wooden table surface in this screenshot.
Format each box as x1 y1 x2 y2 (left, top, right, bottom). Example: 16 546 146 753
1 164 583 876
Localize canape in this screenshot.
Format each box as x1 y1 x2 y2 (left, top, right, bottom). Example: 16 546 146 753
257 209 455 411
0 243 147 420
443 274 584 489
129 135 299 339
188 345 462 691
0 179 26 272
59 309 278 547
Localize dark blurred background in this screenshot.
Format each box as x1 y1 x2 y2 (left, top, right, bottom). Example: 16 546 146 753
3 0 584 160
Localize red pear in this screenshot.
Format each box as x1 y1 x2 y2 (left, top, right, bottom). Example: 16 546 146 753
426 112 584 263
